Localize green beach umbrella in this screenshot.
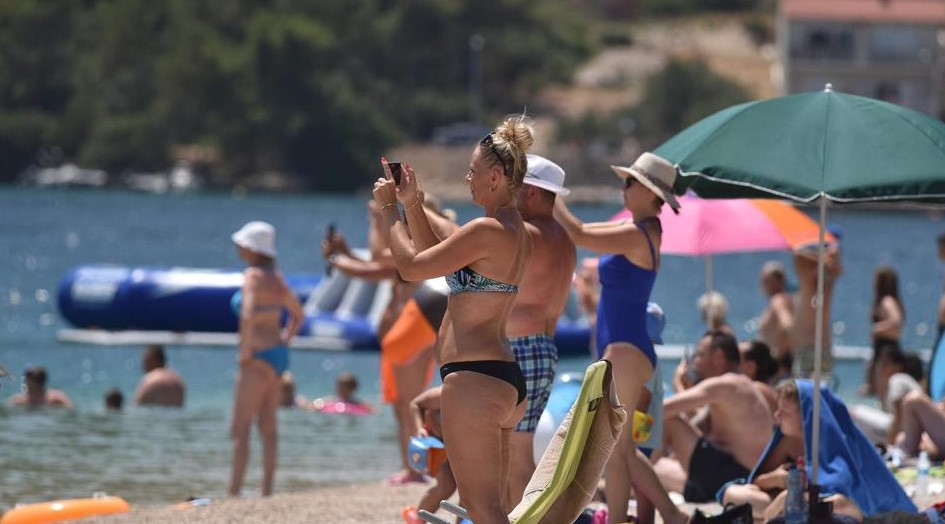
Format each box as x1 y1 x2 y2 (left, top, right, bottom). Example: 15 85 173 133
653 85 945 487
658 85 945 203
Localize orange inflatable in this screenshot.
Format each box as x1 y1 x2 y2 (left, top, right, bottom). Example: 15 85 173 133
1 496 130 524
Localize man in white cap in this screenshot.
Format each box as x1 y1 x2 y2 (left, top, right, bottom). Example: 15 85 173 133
505 154 577 508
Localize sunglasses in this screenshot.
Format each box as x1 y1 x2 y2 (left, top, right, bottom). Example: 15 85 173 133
624 177 636 189
480 133 511 175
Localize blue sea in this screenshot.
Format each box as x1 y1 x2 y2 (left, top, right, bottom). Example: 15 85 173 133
1 187 943 509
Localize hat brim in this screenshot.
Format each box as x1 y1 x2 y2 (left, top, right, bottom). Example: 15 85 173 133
610 165 681 213
231 231 277 258
523 177 570 196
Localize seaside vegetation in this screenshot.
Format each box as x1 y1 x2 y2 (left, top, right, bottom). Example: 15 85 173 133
0 0 767 192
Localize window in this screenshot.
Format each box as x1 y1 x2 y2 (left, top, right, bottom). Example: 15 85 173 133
790 23 855 60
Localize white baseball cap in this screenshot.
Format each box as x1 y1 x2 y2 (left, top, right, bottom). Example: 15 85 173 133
524 154 570 196
231 221 277 258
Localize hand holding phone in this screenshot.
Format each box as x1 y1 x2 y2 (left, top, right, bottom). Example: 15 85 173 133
388 162 403 185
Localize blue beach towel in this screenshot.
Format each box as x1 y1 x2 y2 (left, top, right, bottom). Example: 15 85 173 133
796 380 915 516
722 380 915 516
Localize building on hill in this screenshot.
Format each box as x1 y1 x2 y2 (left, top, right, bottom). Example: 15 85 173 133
778 0 945 117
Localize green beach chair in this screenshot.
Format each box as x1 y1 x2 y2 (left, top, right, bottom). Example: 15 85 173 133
419 359 626 524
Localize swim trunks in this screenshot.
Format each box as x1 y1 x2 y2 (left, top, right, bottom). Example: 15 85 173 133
792 344 834 377
440 360 527 405
683 437 750 503
253 345 288 376
510 334 558 433
380 279 447 404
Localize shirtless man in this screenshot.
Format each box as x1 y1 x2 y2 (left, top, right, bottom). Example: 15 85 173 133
790 243 842 377
757 261 794 360
505 154 577 508
134 344 186 407
7 366 73 409
662 330 773 502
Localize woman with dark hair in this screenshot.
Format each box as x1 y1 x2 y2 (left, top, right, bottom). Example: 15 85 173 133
872 266 905 345
740 340 780 385
373 115 534 524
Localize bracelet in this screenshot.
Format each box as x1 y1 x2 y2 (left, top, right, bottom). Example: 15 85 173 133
405 199 422 212
381 203 398 211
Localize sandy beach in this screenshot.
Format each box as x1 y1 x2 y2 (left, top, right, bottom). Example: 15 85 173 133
79 481 434 523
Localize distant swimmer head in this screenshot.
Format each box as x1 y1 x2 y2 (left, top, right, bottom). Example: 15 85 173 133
231 221 277 258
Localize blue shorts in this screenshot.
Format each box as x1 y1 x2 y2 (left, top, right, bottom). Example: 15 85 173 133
510 334 558 433
254 345 289 376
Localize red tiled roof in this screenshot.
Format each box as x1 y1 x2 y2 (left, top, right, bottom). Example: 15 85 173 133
782 0 945 24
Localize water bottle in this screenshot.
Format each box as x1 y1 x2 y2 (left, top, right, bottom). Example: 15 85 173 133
785 464 807 524
916 450 931 506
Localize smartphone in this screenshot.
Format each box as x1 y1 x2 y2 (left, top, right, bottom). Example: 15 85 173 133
388 162 403 185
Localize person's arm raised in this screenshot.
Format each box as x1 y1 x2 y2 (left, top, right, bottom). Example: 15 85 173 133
553 197 650 256
328 254 399 281
396 163 441 251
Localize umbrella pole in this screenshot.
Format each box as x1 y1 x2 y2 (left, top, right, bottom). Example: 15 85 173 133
811 195 827 485
705 255 714 293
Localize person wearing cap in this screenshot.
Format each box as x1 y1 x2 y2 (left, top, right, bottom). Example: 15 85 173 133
552 151 680 524
373 115 534 524
7 366 73 409
660 330 773 503
501 154 577 506
228 220 304 498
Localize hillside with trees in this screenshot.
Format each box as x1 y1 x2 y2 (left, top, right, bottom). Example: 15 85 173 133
0 0 772 193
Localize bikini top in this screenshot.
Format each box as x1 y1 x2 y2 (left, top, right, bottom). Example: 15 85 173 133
229 290 282 315
446 266 519 295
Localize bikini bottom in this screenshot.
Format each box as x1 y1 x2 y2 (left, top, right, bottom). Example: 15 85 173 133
254 345 288 376
439 360 527 405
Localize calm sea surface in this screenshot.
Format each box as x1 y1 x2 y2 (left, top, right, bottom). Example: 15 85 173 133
1 187 943 509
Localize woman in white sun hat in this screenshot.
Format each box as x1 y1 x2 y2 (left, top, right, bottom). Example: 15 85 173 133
228 220 304 497
553 152 684 524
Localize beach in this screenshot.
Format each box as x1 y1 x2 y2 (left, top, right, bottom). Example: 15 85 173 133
80 481 433 523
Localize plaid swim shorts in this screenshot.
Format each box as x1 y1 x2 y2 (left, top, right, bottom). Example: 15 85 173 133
510 334 558 433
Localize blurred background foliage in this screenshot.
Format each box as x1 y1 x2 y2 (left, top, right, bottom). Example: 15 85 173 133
0 0 766 191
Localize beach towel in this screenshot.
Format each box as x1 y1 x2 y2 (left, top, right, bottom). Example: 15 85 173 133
508 359 627 524
728 380 915 516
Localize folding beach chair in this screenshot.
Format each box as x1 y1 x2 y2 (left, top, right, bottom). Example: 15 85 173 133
419 359 626 524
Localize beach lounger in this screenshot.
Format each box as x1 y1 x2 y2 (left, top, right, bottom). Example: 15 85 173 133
419 359 626 524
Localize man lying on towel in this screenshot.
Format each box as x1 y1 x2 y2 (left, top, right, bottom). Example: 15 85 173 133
718 379 916 522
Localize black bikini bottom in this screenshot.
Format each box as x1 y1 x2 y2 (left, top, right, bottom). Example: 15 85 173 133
440 360 527 405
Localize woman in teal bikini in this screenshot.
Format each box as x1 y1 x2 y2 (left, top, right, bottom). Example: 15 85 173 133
228 221 304 497
374 116 534 524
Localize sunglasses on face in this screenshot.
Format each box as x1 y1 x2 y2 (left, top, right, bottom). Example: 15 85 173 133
624 177 636 189
480 133 511 175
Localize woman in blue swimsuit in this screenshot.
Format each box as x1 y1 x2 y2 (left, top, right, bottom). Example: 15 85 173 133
554 152 682 524
228 221 304 498
373 116 534 524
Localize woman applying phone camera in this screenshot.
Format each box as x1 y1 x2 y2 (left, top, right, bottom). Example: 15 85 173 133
374 115 534 524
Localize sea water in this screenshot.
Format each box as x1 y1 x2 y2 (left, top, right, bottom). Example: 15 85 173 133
1 187 943 508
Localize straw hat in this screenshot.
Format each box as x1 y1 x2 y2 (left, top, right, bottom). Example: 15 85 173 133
611 152 680 212
524 154 570 196
231 221 277 258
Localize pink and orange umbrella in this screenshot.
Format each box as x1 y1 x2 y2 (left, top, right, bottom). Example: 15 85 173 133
612 195 835 289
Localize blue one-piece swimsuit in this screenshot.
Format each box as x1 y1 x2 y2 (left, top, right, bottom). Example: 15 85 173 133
595 217 659 367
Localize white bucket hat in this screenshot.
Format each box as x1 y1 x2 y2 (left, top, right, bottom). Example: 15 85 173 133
611 152 681 212
524 154 570 196
231 221 277 258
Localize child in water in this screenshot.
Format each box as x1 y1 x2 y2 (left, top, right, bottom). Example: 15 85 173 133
310 372 376 414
